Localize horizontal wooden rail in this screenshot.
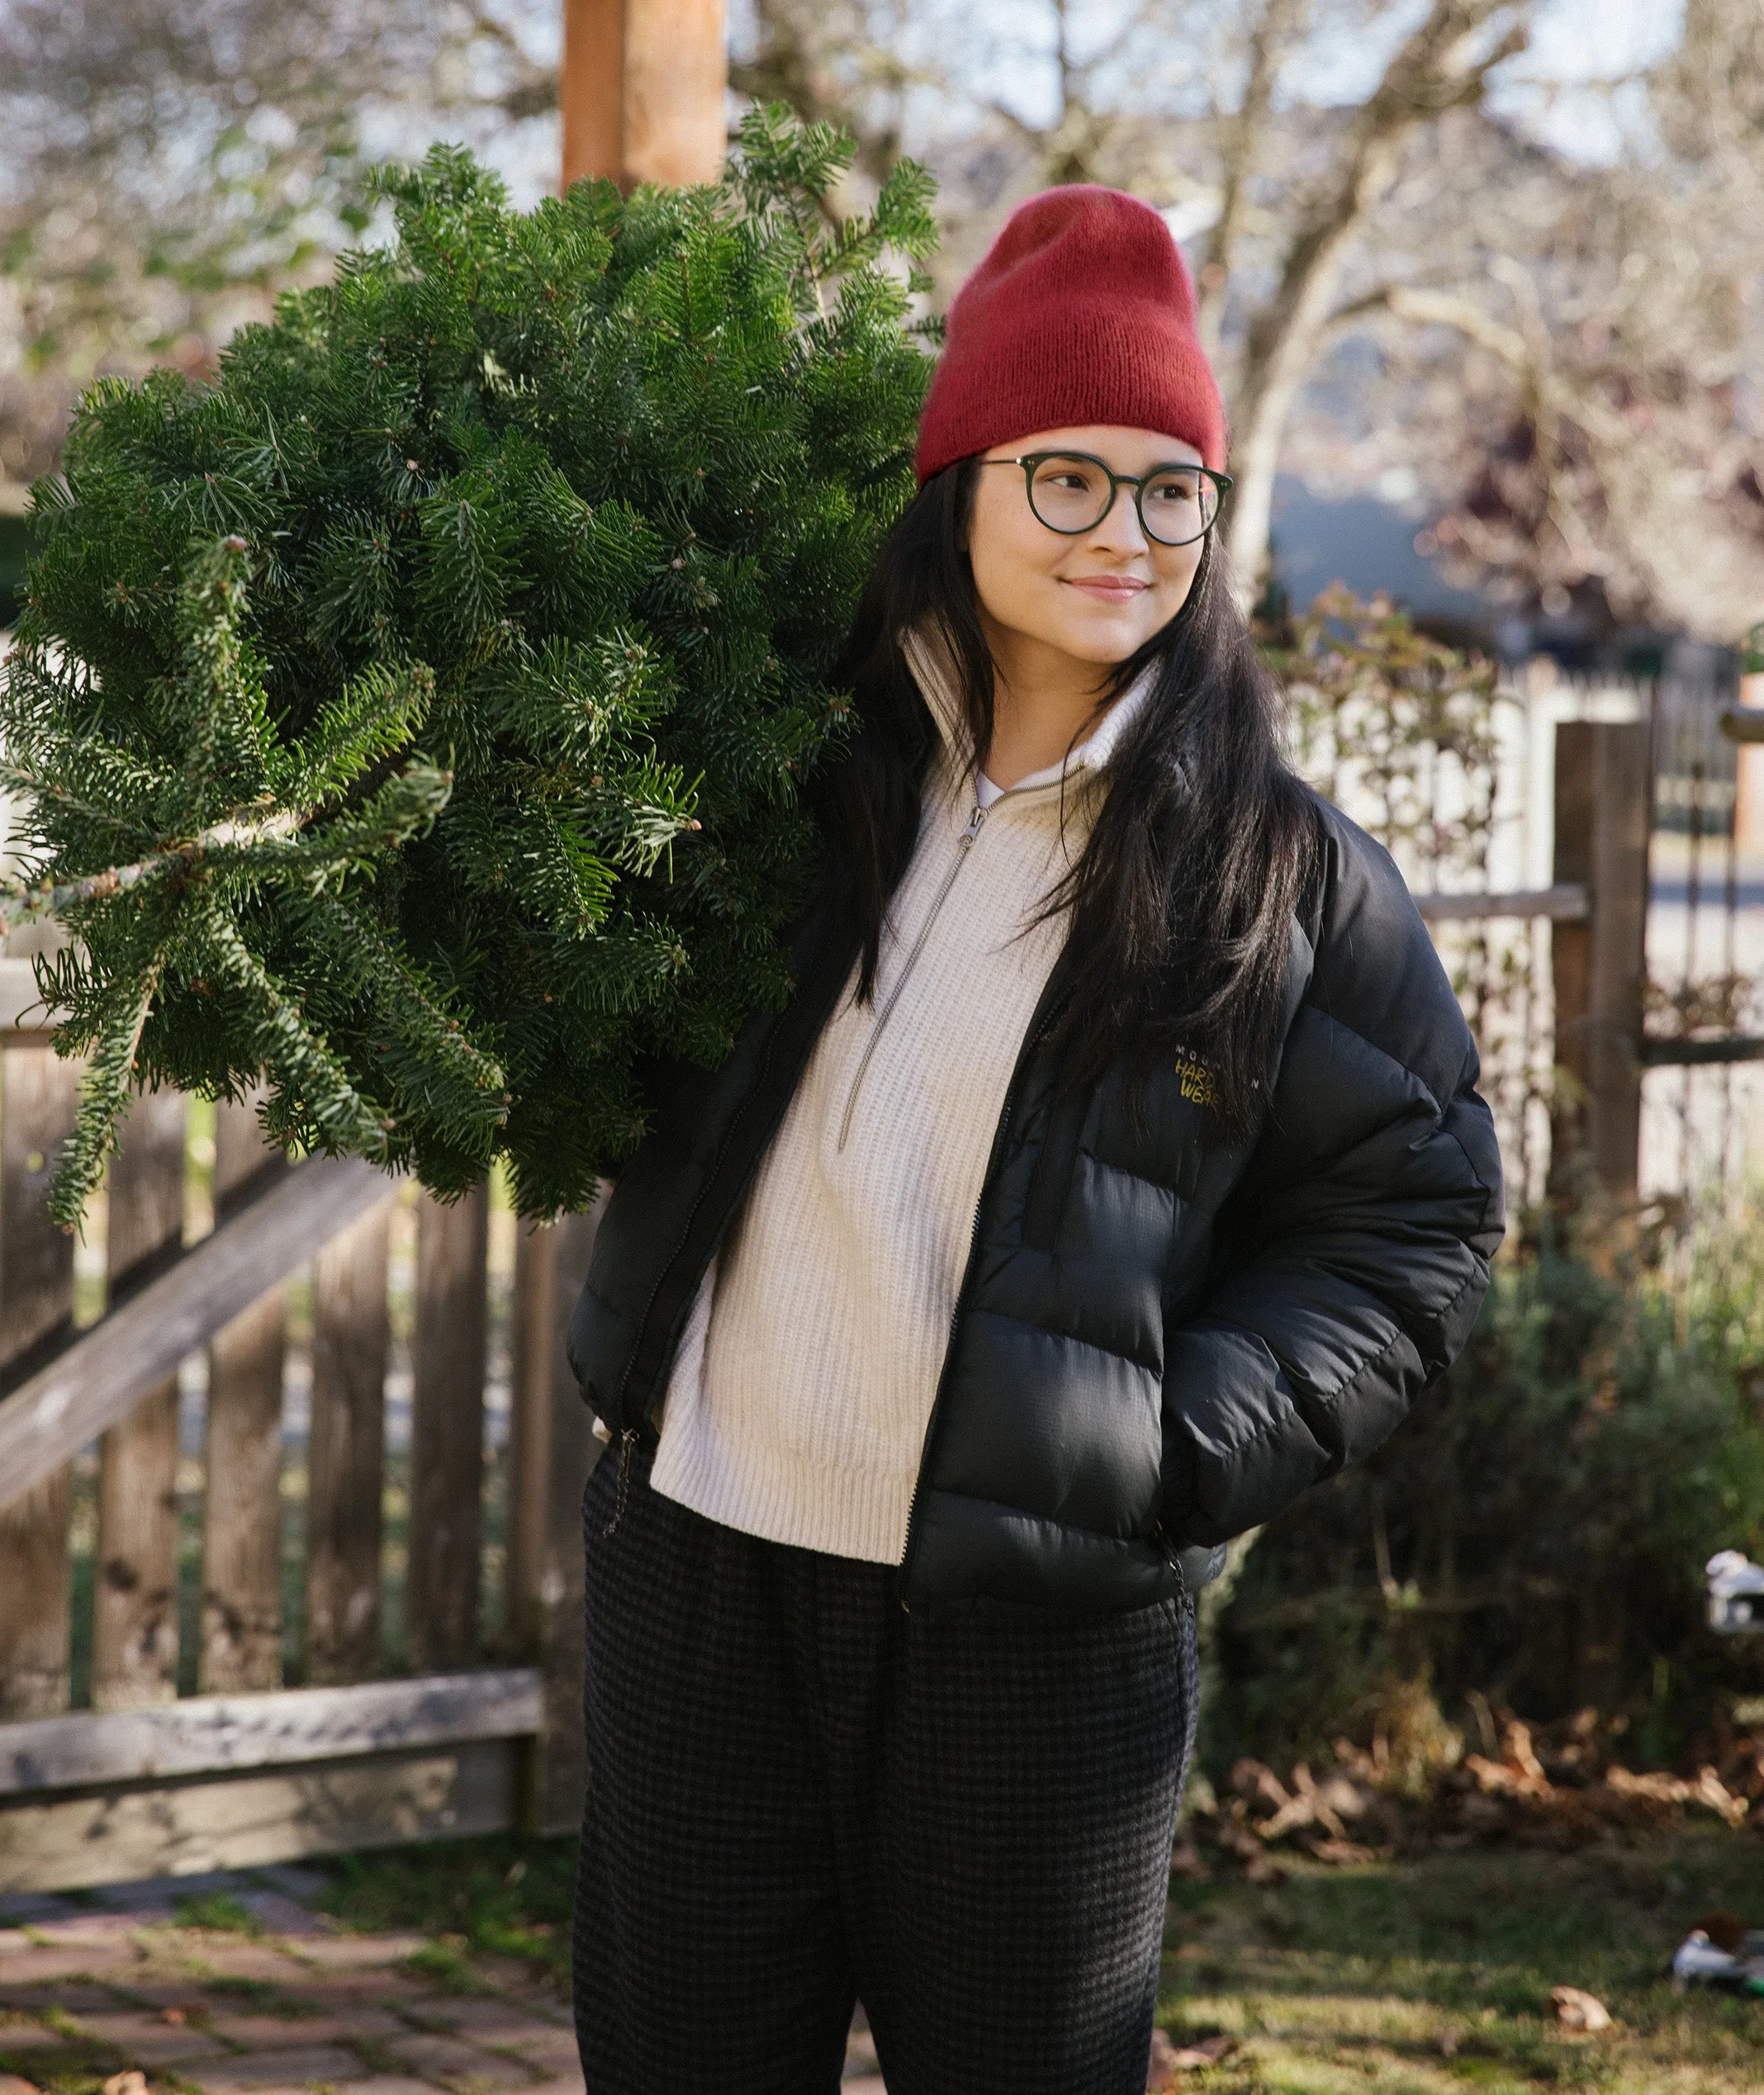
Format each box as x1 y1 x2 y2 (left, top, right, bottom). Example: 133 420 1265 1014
1412 884 1590 923
1638 1035 1764 1068
0 1668 542 1794
1721 708 1764 745
0 1152 391 1510
0 1670 543 1892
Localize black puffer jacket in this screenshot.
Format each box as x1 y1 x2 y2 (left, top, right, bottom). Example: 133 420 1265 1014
568 797 1504 1617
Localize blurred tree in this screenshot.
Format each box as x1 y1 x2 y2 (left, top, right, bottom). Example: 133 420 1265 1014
734 2 1531 591
0 0 558 504
1189 0 1528 587
7 1 1761 633
730 0 1764 637
730 0 927 192
1338 0 1764 639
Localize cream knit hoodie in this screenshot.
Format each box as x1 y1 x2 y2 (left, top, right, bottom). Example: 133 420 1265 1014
649 635 1152 1563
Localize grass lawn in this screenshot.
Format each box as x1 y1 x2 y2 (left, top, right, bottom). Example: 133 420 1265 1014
314 1829 577 1994
300 1825 1764 2088
1162 1827 1764 2092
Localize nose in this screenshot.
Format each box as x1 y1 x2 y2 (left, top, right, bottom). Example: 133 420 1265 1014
1089 479 1150 556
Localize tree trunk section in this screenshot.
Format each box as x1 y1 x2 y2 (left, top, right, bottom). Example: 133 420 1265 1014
562 0 728 192
1221 138 1400 595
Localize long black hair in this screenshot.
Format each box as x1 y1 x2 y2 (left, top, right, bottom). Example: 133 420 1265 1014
822 457 1319 1132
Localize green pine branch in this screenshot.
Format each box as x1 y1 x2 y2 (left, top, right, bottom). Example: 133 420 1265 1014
5 107 936 1219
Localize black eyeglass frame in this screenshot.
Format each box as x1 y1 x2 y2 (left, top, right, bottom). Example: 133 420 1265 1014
982 450 1234 547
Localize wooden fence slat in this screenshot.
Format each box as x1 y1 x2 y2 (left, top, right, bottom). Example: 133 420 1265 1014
0 1154 391 1509
0 1050 82 1718
91 1089 188 1712
507 1205 602 1833
1549 721 1652 1202
306 1200 391 1684
0 1667 543 1793
408 1183 490 1672
200 1097 287 1694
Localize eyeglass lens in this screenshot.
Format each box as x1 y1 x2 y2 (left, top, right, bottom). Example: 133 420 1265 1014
1027 454 1218 545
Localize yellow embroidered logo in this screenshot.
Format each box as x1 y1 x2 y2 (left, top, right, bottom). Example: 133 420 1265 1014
1174 1057 1216 1108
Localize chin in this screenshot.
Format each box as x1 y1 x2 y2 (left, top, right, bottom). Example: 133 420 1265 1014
1050 616 1160 665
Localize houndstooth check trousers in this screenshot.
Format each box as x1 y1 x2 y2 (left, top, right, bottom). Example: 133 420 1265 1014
570 1449 1189 2086
571 1444 1198 2094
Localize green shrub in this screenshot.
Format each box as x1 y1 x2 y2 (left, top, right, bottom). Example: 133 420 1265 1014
1208 1203 1764 1775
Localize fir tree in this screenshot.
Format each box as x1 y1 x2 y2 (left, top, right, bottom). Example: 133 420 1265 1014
1 109 937 1221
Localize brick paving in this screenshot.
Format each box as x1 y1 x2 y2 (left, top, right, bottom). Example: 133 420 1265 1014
0 1870 887 2092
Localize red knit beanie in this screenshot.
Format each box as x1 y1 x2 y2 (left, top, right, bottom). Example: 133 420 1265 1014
914 185 1226 483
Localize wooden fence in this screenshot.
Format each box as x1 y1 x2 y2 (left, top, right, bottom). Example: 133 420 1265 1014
0 1002 600 1891
0 713 1758 1894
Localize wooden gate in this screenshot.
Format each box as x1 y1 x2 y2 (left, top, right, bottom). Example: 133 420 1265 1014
0 965 600 1892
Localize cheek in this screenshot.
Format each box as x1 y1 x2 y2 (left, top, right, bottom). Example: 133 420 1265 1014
1154 543 1205 610
1164 544 1207 603
967 480 1060 623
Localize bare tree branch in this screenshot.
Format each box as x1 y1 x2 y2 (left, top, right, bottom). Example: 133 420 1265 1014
1337 282 1530 371
1222 1 1529 589
1197 0 1306 358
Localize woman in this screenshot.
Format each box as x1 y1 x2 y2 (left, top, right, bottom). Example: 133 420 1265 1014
567 186 1503 2093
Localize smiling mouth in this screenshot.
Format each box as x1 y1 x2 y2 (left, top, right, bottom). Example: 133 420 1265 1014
1063 576 1149 599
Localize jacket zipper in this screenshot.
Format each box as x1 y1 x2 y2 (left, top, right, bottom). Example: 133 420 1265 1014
1153 1520 1196 1621
837 798 987 1151
897 994 1061 1608
600 927 839 1538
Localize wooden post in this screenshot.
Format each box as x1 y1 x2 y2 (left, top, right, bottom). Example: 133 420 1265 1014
200 1097 287 1693
92 1089 187 1711
1549 720 1652 1204
507 1204 603 1833
0 1050 82 1718
561 0 728 192
408 1183 490 1671
305 1201 391 1684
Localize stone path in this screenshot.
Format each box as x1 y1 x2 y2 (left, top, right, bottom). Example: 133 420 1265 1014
0 1870 885 2094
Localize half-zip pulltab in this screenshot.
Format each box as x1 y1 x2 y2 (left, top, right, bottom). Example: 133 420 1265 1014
836 799 987 1151
600 1427 639 1539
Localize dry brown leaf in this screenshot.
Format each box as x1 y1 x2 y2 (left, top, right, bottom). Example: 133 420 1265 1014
1148 2028 1237 2087
1307 1837 1382 1865
1550 1985 1611 2032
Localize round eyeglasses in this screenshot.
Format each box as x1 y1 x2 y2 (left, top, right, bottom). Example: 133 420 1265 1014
983 451 1232 547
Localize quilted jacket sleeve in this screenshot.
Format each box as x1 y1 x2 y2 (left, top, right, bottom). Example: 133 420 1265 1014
1160 805 1505 1547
